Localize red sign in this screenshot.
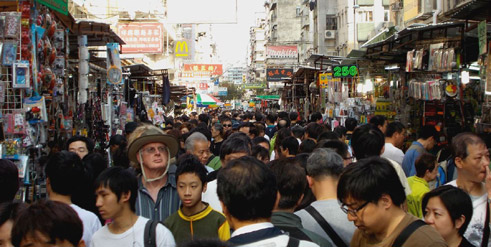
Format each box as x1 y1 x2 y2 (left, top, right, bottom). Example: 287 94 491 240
266 46 298 59
183 64 223 76
117 23 163 54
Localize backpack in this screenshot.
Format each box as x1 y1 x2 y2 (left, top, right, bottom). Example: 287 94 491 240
143 220 161 247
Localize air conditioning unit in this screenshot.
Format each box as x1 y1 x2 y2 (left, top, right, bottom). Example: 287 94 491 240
325 30 336 39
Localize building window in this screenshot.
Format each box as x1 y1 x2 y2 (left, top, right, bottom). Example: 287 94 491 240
296 6 302 17
326 15 337 30
384 10 390 22
357 10 373 22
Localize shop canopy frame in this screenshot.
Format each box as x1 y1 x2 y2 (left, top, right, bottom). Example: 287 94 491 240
363 22 472 63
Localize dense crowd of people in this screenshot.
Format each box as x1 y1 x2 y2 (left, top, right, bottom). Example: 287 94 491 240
0 109 490 247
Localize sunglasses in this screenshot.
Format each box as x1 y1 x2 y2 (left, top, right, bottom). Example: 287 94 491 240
223 124 232 127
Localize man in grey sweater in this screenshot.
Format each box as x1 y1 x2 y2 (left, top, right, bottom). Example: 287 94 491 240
295 149 356 246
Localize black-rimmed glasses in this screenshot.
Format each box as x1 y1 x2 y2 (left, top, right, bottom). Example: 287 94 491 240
340 201 369 217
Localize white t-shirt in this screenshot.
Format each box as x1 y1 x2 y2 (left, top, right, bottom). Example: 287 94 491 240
381 143 405 166
70 204 101 247
202 179 222 212
90 216 176 247
448 180 490 247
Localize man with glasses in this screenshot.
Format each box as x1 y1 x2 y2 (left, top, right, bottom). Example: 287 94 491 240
220 116 233 133
338 157 446 247
67 135 94 159
296 149 355 246
127 124 180 221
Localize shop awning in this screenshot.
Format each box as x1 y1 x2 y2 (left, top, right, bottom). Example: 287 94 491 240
444 0 491 21
197 93 222 105
361 26 398 49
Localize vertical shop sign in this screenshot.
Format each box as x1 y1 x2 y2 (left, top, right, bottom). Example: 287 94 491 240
319 73 328 88
487 52 491 95
35 0 68 15
478 21 487 55
117 23 163 54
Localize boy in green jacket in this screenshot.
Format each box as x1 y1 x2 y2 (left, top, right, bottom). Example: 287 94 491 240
164 154 230 245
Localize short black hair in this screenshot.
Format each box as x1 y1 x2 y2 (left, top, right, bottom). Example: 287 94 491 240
198 113 210 125
255 112 264 122
386 122 406 138
0 202 26 226
299 139 316 154
266 114 276 124
291 125 305 139
66 135 94 153
317 131 339 142
452 132 486 159
337 157 406 206
415 153 437 178
217 156 277 221
305 123 324 140
252 136 270 149
270 159 306 210
277 117 291 129
95 167 138 212
289 112 298 121
45 151 84 196
422 185 473 236
251 145 270 162
369 115 387 129
0 159 19 203
125 122 139 135
345 118 358 131
277 112 288 120
219 135 251 161
310 112 322 122
12 200 83 247
315 139 349 159
419 125 438 141
176 154 208 186
274 128 293 152
351 124 385 160
281 136 299 156
334 126 347 138
189 126 212 142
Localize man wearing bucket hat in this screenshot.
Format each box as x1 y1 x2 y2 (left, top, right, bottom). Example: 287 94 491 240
127 124 180 222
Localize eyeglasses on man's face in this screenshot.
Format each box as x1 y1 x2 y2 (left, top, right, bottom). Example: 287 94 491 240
141 146 167 154
340 201 370 217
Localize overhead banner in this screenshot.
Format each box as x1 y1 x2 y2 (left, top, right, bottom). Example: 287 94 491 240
35 0 68 15
266 68 293 81
266 46 298 59
181 64 223 78
117 23 163 54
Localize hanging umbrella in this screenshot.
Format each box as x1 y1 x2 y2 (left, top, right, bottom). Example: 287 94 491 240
197 93 222 105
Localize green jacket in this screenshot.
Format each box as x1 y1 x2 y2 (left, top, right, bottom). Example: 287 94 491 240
164 203 230 245
407 176 430 218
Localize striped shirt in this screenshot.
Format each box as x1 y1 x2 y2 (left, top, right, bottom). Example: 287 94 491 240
135 165 181 222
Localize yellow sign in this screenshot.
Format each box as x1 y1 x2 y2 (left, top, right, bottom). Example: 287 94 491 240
175 41 189 57
319 73 328 88
403 0 419 22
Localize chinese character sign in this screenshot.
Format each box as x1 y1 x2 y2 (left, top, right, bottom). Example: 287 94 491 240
182 64 223 78
266 68 293 81
118 23 163 54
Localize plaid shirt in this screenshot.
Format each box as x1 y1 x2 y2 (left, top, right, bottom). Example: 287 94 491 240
135 165 180 222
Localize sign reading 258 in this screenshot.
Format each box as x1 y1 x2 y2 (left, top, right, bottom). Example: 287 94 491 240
333 65 358 78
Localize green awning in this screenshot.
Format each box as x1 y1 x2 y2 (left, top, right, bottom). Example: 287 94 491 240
256 95 280 100
360 26 398 48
